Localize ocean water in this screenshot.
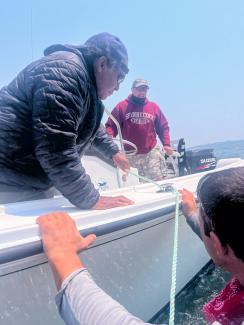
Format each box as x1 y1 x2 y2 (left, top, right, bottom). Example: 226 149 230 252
191 139 244 160
153 263 231 325
153 140 244 324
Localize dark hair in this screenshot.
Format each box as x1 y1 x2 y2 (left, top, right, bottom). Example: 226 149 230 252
197 166 244 262
82 32 129 74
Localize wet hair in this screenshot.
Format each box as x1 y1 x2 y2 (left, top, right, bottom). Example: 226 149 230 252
82 32 129 74
197 167 244 262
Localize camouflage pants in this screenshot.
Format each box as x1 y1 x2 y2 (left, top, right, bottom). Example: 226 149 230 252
128 146 167 182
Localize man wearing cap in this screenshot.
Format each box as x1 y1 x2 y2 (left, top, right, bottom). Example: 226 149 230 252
106 79 173 181
0 32 134 210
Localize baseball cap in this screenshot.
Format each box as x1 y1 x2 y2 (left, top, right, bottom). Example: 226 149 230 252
132 78 149 89
84 32 129 74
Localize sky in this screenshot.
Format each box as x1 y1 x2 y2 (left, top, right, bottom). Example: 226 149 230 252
1 0 244 147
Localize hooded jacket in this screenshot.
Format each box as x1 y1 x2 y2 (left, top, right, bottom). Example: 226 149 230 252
106 95 170 154
0 45 119 208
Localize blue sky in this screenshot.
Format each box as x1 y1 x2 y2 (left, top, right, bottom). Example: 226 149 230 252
1 0 243 146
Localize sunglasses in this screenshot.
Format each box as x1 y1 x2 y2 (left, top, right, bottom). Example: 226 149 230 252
109 59 128 85
117 71 126 84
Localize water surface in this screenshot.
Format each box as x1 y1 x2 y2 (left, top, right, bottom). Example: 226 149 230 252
153 262 231 324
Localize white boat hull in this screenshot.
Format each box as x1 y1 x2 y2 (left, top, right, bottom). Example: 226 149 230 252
0 158 243 323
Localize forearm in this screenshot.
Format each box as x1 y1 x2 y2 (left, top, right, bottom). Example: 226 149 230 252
37 150 99 209
185 212 202 239
56 268 151 325
159 128 171 147
49 253 84 290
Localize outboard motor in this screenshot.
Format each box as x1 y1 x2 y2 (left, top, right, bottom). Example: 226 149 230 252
177 138 189 176
186 148 217 174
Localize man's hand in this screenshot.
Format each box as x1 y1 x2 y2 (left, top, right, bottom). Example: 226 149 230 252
179 188 198 219
179 189 202 239
37 212 96 259
37 212 96 289
112 152 130 172
93 196 134 210
163 145 174 156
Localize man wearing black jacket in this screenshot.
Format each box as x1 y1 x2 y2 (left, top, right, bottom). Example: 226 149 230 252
0 32 133 209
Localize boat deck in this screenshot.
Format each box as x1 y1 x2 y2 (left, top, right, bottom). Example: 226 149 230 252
0 158 243 255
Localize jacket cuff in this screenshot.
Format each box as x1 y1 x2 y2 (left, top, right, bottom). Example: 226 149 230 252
72 187 100 209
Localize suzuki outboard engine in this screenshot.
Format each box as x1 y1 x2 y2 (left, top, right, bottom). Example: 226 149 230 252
185 148 217 174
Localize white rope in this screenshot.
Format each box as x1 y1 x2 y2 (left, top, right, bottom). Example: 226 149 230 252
131 178 180 325
169 189 180 325
128 169 180 325
104 108 180 323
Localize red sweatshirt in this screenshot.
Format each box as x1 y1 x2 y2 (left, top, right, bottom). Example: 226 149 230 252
203 277 244 324
105 95 171 154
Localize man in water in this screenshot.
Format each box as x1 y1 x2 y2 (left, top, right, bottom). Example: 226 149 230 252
37 167 244 324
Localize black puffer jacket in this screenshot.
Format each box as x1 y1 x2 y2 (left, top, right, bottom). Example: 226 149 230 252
0 45 119 208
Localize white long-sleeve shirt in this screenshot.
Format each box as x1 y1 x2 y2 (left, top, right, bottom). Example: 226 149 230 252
55 268 157 325
55 268 222 325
